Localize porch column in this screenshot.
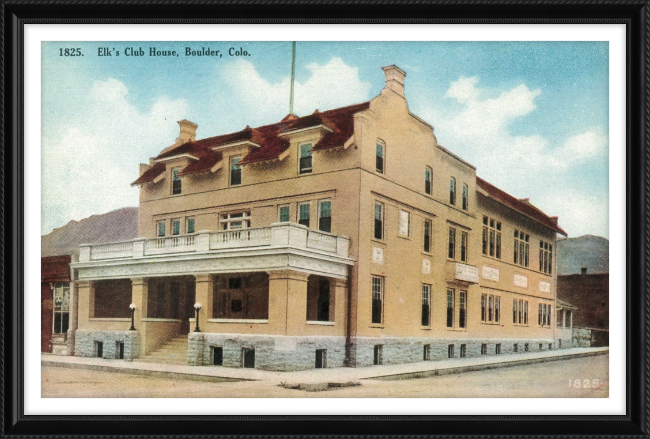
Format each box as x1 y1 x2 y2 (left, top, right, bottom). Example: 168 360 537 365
569 310 573 329
194 274 214 330
131 278 149 324
562 309 567 328
267 270 309 335
333 278 348 328
76 280 94 329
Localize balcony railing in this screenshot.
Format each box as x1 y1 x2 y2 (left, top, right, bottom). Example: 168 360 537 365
78 223 350 262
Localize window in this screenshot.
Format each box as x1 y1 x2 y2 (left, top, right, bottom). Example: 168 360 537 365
448 228 456 259
460 344 467 358
212 347 223 366
318 200 332 233
513 343 519 353
462 183 468 210
423 344 431 361
424 166 432 194
460 231 468 262
481 343 487 355
446 289 455 328
495 343 501 355
299 143 313 174
421 284 431 327
538 303 552 327
278 205 290 222
513 299 529 325
423 219 432 253
525 343 529 352
156 220 166 237
230 156 242 186
116 341 124 359
298 202 310 227
448 344 455 358
371 276 384 324
482 216 502 258
186 217 195 234
514 230 530 267
398 210 410 237
459 291 467 328
373 345 383 365
539 240 553 274
242 348 255 368
172 167 182 195
376 142 385 173
449 177 456 205
315 349 327 369
52 282 70 335
481 293 501 323
220 211 251 230
374 202 384 240
95 341 103 358
171 218 181 235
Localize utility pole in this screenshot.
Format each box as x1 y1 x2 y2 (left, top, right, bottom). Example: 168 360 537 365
289 41 296 115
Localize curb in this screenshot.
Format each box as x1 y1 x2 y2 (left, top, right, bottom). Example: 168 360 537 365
368 349 609 381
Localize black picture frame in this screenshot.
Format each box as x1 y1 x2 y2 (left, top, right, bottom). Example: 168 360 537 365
3 1 647 437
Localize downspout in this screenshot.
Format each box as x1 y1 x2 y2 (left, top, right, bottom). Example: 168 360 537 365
344 263 353 367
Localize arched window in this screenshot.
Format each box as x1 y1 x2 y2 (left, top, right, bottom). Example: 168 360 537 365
376 141 385 174
449 177 456 205
424 166 432 195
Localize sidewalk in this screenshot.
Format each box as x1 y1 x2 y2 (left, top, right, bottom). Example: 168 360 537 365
42 347 608 387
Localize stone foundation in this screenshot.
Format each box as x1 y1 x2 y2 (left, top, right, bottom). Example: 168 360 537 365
349 336 557 367
185 333 556 371
187 333 347 371
74 330 140 361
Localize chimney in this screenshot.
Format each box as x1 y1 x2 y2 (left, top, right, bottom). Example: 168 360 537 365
550 216 559 224
176 119 198 144
382 65 407 97
581 267 588 275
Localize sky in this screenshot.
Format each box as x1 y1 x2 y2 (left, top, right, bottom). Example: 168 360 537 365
41 41 609 238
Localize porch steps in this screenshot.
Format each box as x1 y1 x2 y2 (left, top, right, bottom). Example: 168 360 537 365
137 335 189 365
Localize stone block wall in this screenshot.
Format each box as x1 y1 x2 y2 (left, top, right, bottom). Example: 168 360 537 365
74 330 140 361
350 336 556 367
188 333 347 371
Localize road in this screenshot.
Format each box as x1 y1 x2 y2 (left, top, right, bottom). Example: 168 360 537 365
41 354 608 398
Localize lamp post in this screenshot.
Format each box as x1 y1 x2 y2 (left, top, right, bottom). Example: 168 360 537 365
194 302 202 333
129 303 136 331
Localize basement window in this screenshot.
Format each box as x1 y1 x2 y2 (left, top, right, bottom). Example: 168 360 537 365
460 344 467 358
423 344 431 361
315 349 327 369
481 343 487 355
495 343 501 355
212 347 223 366
373 345 383 365
448 344 455 359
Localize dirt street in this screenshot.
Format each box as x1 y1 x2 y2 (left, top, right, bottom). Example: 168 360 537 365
41 354 608 398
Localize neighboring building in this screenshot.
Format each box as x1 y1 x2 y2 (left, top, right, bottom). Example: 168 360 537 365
70 65 567 370
556 234 609 347
41 207 139 355
41 255 71 354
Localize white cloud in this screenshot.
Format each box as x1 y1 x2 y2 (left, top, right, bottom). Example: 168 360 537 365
222 57 371 121
419 75 609 238
444 75 480 104
41 78 189 234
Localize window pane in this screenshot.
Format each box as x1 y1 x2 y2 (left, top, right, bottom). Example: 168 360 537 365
186 217 195 234
172 219 180 235
374 203 383 240
279 206 290 222
448 228 456 259
424 220 431 252
299 204 310 227
300 143 312 158
447 289 454 328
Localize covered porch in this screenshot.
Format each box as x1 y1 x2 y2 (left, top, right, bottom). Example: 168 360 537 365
70 222 353 366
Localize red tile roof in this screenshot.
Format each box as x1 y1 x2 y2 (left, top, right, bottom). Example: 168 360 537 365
131 162 166 186
476 176 567 236
147 101 370 172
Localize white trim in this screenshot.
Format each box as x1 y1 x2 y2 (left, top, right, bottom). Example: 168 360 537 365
210 161 223 173
306 321 335 326
88 318 130 322
141 318 182 323
279 124 333 137
207 319 269 324
152 172 165 184
154 153 199 163
211 140 261 151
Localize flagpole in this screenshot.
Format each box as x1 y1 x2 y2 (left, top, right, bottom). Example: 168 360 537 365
290 41 296 115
